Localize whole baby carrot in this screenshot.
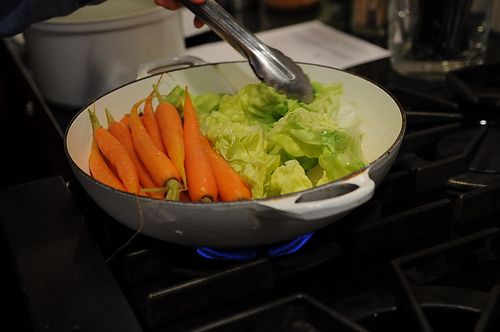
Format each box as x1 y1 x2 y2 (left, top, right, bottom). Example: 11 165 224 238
156 101 187 185
142 91 166 153
88 121 125 192
105 109 164 199
183 88 218 203
129 99 182 201
202 135 252 202
89 110 140 195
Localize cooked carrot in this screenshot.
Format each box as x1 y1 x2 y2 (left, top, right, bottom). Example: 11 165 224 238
89 109 140 195
105 109 164 199
183 88 218 203
154 83 185 112
129 99 182 201
89 135 125 191
156 102 187 185
142 91 166 153
202 135 252 202
120 114 130 128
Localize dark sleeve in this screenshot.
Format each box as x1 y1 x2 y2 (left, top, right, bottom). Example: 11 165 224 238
0 0 106 37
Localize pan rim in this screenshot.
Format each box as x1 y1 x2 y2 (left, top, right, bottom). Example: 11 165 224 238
64 60 406 206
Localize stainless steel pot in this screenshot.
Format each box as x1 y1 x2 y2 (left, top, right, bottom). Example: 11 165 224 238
65 61 405 248
24 0 185 108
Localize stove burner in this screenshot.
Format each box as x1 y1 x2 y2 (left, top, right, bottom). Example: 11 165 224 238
196 246 258 261
268 232 315 257
197 233 314 260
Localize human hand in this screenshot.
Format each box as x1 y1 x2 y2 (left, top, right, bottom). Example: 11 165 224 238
155 0 206 28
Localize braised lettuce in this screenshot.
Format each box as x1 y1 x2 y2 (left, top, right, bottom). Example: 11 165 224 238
163 82 365 198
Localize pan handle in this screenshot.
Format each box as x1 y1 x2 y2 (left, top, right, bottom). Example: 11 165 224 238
136 55 206 79
257 169 375 220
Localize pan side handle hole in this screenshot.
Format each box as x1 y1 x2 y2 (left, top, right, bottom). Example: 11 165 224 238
296 183 359 203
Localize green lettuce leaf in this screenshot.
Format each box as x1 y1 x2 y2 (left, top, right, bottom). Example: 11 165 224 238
160 81 364 198
216 83 303 127
269 108 365 183
304 81 344 117
269 159 313 197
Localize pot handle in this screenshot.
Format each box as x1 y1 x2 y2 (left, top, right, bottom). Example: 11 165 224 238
136 55 206 79
257 169 375 220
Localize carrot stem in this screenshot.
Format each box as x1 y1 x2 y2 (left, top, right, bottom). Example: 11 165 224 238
141 178 181 201
165 179 182 201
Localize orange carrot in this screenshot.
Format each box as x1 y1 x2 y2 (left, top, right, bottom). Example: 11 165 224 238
202 136 252 202
89 138 125 192
105 109 164 199
128 99 182 201
156 102 187 184
142 91 165 153
183 88 218 203
120 114 130 128
89 109 140 195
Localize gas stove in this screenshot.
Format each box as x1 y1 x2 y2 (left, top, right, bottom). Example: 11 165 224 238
1 31 500 332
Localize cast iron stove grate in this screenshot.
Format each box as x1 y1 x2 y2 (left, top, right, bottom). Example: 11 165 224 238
2 59 500 331
90 63 500 330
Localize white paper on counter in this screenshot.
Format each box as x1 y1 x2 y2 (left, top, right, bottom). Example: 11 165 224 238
184 20 390 69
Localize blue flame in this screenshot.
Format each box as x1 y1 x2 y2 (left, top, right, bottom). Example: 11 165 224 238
196 247 258 261
268 232 314 257
196 233 314 261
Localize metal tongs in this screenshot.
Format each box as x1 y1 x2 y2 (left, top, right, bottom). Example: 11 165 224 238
180 0 314 103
